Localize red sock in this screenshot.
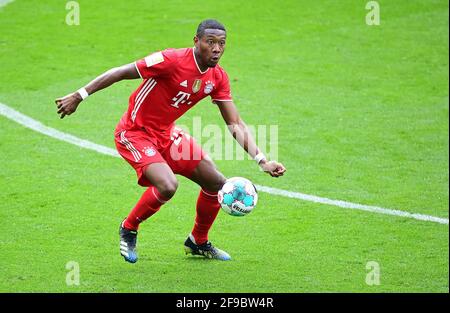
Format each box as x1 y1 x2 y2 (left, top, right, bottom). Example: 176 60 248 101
123 186 169 230
191 189 221 245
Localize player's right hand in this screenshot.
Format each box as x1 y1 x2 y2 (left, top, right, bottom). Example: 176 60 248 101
55 92 82 119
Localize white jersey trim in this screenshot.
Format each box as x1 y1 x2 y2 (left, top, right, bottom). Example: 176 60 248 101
192 47 209 74
134 61 143 79
131 78 157 122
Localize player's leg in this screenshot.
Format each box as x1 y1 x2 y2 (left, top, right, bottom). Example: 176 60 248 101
183 156 231 260
115 129 178 263
122 162 178 231
163 128 230 260
187 155 226 244
119 163 178 264
188 155 226 192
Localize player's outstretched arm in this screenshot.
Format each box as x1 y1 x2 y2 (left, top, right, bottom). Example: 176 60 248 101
55 63 140 119
215 100 286 177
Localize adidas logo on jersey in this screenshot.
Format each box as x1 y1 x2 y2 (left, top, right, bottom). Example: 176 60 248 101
180 80 188 87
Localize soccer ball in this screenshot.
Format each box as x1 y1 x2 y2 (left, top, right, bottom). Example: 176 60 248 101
218 177 258 216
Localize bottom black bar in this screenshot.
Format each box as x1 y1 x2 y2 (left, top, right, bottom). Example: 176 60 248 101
0 293 448 311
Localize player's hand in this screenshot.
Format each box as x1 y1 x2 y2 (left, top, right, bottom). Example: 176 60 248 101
259 160 286 177
55 92 82 119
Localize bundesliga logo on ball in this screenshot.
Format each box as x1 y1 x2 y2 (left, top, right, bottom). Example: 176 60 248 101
218 177 258 216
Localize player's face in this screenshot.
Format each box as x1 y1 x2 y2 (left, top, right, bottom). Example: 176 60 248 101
195 29 226 68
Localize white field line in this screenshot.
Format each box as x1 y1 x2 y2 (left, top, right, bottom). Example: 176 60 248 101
0 0 14 8
255 185 449 225
0 102 448 225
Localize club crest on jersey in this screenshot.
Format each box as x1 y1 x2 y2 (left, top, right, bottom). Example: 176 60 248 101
204 81 214 94
143 146 156 157
192 79 202 93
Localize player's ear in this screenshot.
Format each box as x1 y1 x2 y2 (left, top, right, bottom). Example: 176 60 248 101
193 36 199 46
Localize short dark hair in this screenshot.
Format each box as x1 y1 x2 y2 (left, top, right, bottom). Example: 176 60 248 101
196 19 226 37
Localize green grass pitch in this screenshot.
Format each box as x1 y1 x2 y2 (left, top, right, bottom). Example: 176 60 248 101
0 0 448 292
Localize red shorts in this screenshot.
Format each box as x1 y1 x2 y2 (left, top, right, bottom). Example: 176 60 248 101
114 126 206 186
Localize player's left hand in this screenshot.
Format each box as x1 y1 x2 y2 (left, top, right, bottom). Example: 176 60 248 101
260 160 286 177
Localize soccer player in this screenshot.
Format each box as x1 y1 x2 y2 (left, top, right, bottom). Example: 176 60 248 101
55 19 286 262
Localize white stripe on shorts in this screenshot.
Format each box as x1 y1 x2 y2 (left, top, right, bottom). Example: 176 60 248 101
120 131 142 162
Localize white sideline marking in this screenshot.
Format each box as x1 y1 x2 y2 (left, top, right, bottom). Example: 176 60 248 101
0 102 448 225
0 0 14 8
255 185 449 225
0 103 119 157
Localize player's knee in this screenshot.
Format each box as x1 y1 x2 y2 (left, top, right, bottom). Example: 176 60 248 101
205 175 226 192
158 179 178 199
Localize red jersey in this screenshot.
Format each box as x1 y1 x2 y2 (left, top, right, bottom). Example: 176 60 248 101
117 47 232 137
